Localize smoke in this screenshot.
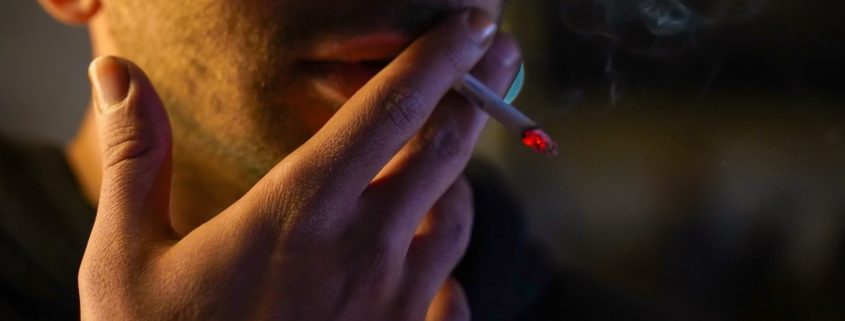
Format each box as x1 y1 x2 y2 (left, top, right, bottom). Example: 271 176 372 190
562 0 770 38
554 0 770 106
634 0 698 36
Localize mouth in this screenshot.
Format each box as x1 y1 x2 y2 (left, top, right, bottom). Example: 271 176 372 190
299 33 412 101
300 59 394 102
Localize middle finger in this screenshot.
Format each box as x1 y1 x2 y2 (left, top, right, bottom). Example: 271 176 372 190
361 33 522 244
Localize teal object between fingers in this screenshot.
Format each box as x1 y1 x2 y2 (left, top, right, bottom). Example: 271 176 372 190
503 63 525 104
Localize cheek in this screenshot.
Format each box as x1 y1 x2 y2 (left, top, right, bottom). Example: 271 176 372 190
280 80 341 135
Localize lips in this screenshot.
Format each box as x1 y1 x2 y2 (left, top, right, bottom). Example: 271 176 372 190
300 33 412 101
300 60 391 100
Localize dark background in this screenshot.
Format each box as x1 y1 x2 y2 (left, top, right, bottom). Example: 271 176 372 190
0 1 91 143
2 0 844 320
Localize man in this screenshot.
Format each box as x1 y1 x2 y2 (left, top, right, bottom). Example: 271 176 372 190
0 0 558 320
1 0 667 320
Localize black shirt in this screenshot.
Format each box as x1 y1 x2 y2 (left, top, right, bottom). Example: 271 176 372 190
0 134 94 319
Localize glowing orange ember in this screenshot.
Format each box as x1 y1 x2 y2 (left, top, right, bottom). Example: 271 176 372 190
521 128 558 156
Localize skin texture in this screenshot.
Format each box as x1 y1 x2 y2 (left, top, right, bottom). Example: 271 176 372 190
38 0 522 320
81 0 507 234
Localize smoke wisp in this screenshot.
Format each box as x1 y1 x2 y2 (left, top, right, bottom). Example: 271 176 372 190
562 0 770 38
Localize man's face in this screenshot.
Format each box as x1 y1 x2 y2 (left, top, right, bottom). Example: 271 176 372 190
102 0 503 186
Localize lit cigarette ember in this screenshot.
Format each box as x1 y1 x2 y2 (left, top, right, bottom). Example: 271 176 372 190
452 73 558 156
521 128 558 156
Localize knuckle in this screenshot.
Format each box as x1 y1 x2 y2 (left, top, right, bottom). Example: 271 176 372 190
420 217 473 272
100 107 166 172
495 32 522 58
437 26 480 72
424 122 471 161
365 233 396 269
443 213 473 257
104 139 152 171
249 159 360 244
348 226 397 275
372 79 428 135
443 39 472 72
442 178 475 253
296 208 347 240
337 238 395 295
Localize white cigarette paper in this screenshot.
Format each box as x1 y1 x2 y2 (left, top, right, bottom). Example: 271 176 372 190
452 73 537 136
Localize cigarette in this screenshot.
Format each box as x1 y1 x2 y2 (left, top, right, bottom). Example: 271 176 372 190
452 73 558 156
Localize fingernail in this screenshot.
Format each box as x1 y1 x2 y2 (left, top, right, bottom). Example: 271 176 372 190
489 35 522 67
90 56 130 112
467 9 497 44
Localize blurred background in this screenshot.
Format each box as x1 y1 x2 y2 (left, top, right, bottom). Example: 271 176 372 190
2 0 844 320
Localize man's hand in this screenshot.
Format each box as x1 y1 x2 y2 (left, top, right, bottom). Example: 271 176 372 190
79 9 522 321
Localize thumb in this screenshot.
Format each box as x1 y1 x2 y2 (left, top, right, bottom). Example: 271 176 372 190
89 56 173 243
426 278 471 321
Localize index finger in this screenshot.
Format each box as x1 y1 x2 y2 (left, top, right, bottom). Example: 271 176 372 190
256 9 497 199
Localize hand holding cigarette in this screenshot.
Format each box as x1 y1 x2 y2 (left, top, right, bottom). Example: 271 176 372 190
80 9 520 321
453 71 558 156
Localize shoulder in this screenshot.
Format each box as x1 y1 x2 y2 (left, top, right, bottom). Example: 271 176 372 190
0 133 95 238
0 133 93 320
